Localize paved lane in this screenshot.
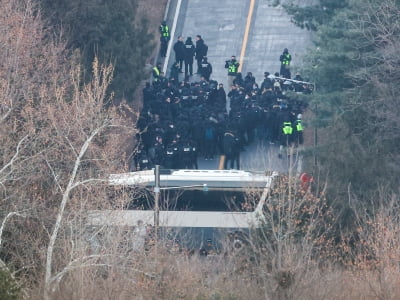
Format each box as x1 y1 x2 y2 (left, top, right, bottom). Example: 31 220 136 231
162 0 314 173
243 0 314 81
165 0 250 86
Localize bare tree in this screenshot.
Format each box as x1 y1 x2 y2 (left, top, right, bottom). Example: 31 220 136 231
0 1 136 297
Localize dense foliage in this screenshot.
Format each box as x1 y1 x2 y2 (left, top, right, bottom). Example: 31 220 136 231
284 0 347 31
0 268 20 300
287 0 400 203
37 0 154 102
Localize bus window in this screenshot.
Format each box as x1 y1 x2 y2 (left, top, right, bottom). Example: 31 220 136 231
124 188 263 212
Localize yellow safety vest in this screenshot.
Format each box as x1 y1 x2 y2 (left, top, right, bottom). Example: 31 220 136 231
160 25 170 38
228 62 238 74
283 122 293 135
153 67 160 81
282 53 291 65
296 120 303 132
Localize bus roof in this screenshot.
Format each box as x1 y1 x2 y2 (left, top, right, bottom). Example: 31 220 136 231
109 169 278 190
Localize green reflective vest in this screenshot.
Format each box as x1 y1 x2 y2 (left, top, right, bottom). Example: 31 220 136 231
228 62 238 74
160 25 170 38
153 67 160 81
282 122 293 135
296 120 303 132
282 53 291 65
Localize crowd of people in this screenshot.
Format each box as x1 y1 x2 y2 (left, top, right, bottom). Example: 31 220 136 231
131 26 313 171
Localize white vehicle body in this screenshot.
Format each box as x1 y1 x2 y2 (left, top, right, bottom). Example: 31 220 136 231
87 169 278 229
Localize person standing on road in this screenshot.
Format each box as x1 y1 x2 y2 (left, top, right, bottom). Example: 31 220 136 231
159 20 170 58
173 35 185 73
278 116 294 159
279 48 291 79
152 63 162 83
294 113 304 147
195 35 208 74
225 55 240 88
183 37 195 77
223 127 241 169
170 61 180 85
200 56 212 81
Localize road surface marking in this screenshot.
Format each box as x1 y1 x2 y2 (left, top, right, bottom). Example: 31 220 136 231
163 0 183 74
238 0 255 72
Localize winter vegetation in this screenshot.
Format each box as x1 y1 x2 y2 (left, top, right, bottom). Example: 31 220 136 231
1 0 400 299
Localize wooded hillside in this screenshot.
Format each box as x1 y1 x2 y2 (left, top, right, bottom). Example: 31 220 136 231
1 0 400 299
37 0 155 102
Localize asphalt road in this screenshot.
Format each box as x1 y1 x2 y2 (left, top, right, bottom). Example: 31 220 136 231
162 0 314 174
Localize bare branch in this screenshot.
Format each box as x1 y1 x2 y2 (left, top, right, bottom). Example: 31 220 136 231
44 122 109 298
45 160 63 193
0 211 27 249
0 135 29 182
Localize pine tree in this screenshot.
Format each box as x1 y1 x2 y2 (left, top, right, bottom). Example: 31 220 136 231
296 0 400 201
38 0 154 102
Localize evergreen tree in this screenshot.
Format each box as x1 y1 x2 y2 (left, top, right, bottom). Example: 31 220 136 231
284 0 347 31
38 0 154 101
0 267 20 300
296 0 400 202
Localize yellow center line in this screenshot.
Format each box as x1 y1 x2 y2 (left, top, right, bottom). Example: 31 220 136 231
238 0 255 72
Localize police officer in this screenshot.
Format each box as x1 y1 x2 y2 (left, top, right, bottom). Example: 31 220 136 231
195 35 208 74
152 63 162 83
179 139 195 169
200 57 212 81
149 136 165 166
170 62 180 85
159 21 170 57
294 113 304 146
225 55 240 88
183 37 195 77
164 138 180 169
223 128 240 169
135 146 151 171
260 72 274 91
173 35 185 73
279 48 291 79
279 120 293 159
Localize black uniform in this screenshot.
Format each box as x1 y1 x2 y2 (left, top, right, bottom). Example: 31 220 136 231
159 21 170 58
195 35 208 74
183 37 195 76
164 140 180 169
279 48 292 79
180 139 198 169
223 130 240 169
170 62 180 85
173 36 185 72
200 57 212 81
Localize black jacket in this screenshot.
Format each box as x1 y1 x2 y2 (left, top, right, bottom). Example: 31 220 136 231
195 39 208 60
184 39 195 62
173 40 185 60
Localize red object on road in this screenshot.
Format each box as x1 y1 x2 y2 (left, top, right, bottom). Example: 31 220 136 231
300 172 313 190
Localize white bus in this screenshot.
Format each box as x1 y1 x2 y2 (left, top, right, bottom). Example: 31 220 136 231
87 169 278 253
